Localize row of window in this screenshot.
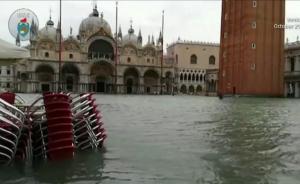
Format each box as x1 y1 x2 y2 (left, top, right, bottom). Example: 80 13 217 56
0 83 10 88
181 69 205 73
126 57 156 64
44 52 73 59
179 73 206 82
190 55 216 65
0 69 11 75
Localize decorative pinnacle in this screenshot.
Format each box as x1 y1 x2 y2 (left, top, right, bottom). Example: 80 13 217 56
49 8 52 20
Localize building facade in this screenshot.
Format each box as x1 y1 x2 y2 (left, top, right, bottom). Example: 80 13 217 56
285 40 300 98
218 0 285 96
166 40 219 95
13 6 176 94
0 65 13 91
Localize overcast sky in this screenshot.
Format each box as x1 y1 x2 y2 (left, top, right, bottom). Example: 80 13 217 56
0 1 300 50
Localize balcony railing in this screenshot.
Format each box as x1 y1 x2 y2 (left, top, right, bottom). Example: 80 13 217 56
88 52 114 61
284 71 300 78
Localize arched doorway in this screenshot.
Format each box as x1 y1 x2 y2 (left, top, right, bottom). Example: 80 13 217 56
189 85 195 94
144 69 159 94
62 63 80 92
20 73 28 92
180 85 187 94
66 76 74 91
35 64 55 92
165 71 173 94
126 78 133 94
90 62 114 93
124 67 139 94
196 85 202 94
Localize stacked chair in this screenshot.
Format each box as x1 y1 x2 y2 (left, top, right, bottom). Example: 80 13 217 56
29 93 75 160
0 93 28 165
0 92 106 164
71 93 106 150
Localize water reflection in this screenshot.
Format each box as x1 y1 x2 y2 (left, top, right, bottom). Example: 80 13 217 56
203 98 292 184
31 150 105 183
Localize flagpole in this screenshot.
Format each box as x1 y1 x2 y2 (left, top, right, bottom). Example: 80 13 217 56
58 0 62 92
160 10 164 95
115 1 118 93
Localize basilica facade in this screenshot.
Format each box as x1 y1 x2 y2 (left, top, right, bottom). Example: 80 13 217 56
13 6 175 94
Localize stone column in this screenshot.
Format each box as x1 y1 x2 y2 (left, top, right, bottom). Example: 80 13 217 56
296 82 300 98
296 56 300 71
139 77 144 94
285 57 290 72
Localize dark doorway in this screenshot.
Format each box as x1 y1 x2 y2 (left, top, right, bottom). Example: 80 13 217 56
97 82 105 92
126 78 133 94
146 87 151 94
66 77 73 91
41 84 50 92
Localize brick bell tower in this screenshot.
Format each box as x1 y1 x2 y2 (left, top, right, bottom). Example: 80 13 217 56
218 0 285 97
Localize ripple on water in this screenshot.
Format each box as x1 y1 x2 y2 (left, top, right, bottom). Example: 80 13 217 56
0 95 299 184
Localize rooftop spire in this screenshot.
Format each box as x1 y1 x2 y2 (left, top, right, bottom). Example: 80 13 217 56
128 19 134 34
46 7 54 26
49 8 52 20
90 0 99 17
70 26 73 36
118 25 122 38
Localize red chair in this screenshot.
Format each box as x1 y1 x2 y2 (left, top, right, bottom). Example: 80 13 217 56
0 92 15 104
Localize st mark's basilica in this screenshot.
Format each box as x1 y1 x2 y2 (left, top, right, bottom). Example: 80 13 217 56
14 5 176 94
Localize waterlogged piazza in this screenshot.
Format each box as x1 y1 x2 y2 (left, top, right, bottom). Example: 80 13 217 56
0 95 300 184
1 0 300 184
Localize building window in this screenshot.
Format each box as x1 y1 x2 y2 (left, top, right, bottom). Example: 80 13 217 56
69 54 73 59
224 32 228 38
291 57 295 72
190 54 197 64
7 69 10 75
225 13 228 20
252 21 256 29
251 43 256 49
127 57 131 63
223 51 227 58
209 55 216 65
147 58 150 63
45 52 49 58
175 54 178 64
253 1 257 7
6 83 10 88
250 63 256 70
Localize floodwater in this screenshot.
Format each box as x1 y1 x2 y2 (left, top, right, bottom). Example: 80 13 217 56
1 95 300 184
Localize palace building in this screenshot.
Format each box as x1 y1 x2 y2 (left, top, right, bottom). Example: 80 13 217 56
166 40 219 95
285 39 300 98
218 0 285 96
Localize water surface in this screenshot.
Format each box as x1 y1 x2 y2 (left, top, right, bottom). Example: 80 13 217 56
1 95 300 184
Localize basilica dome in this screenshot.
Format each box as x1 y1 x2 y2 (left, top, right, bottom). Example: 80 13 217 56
123 26 138 46
38 19 60 42
79 7 112 38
